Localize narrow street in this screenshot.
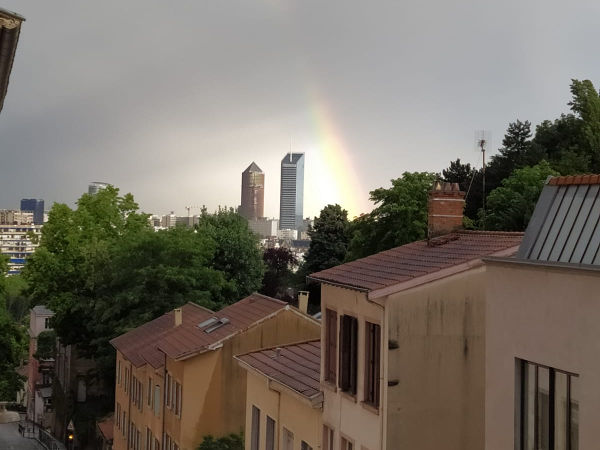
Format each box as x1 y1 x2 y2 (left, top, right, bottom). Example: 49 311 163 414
0 422 44 450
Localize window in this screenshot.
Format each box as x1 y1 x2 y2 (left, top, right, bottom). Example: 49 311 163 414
125 368 129 393
118 360 121 385
282 428 294 450
116 403 121 429
364 322 381 407
148 377 152 406
175 381 182 416
325 309 338 383
146 427 152 450
166 373 171 408
44 317 51 329
517 359 579 450
123 412 127 437
322 425 334 450
154 438 160 450
266 416 275 450
301 441 313 450
339 315 358 395
341 436 354 450
251 406 260 450
153 385 161 416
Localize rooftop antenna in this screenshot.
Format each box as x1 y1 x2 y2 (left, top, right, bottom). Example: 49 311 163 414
289 136 293 161
475 130 491 230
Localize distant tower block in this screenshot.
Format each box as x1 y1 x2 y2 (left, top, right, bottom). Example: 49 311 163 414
279 153 304 230
88 181 110 195
240 162 265 220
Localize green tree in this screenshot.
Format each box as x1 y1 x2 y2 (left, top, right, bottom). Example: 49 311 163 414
482 161 559 231
197 433 243 450
0 256 27 401
261 247 297 299
346 172 436 261
303 205 350 273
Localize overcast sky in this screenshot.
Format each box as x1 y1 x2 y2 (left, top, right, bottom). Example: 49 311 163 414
1 1 599 219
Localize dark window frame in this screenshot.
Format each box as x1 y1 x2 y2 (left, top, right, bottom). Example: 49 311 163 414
251 405 260 450
325 309 337 383
517 359 579 450
364 321 381 408
339 315 358 395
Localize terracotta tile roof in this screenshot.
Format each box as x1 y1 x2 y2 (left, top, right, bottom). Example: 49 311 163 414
111 293 288 367
547 174 600 186
97 417 114 441
236 340 321 402
309 231 523 297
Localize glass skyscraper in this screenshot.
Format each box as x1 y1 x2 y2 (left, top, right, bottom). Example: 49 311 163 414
20 198 44 225
279 153 304 230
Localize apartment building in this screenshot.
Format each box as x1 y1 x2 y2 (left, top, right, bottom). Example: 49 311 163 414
236 340 322 450
110 294 320 450
0 214 42 274
309 182 523 450
485 174 600 450
27 305 55 426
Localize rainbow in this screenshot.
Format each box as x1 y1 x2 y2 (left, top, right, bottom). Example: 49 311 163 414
307 90 368 220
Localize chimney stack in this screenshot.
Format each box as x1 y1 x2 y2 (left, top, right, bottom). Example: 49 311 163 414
174 308 182 327
428 181 465 238
298 291 309 314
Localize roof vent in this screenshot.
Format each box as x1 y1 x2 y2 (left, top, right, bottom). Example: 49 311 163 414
204 317 230 334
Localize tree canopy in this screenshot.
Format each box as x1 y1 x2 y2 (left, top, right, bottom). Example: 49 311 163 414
261 247 297 300
23 187 264 382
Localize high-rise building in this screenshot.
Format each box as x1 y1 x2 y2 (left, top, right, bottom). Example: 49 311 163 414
240 162 264 220
88 181 109 195
279 153 304 230
20 198 44 224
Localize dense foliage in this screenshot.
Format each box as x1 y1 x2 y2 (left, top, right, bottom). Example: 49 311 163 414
261 247 297 300
22 187 264 382
197 433 244 450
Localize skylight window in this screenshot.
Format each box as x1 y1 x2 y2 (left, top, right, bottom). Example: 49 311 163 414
197 317 219 329
204 318 230 334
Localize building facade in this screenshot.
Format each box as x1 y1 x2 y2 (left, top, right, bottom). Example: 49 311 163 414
236 340 322 450
279 153 304 231
485 175 600 450
0 219 41 274
89 182 110 195
111 294 320 450
241 162 265 220
27 305 55 427
20 198 45 225
309 182 523 450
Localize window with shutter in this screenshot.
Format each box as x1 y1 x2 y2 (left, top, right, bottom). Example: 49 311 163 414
364 321 381 407
339 315 358 395
251 405 260 450
325 309 337 383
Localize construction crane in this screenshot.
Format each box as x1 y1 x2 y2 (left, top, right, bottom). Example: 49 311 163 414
185 205 204 218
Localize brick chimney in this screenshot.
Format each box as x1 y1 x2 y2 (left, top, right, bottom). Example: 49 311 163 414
174 308 182 327
427 181 465 238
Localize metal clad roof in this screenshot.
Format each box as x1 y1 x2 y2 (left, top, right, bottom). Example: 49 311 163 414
518 175 600 265
309 231 523 293
236 340 321 400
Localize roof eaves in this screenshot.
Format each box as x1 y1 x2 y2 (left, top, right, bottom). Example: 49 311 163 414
367 244 521 300
234 355 323 408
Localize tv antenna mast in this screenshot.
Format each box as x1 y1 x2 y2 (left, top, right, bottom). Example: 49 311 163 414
475 130 491 230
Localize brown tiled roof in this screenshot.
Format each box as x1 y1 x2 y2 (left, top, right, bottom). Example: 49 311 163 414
111 293 288 367
548 174 600 186
236 340 321 402
309 230 523 297
97 417 114 441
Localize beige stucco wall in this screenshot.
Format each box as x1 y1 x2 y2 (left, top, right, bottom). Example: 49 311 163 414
485 262 600 450
385 266 486 450
320 284 385 450
244 369 322 450
172 307 320 450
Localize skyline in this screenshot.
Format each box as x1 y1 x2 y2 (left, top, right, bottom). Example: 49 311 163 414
1 1 600 218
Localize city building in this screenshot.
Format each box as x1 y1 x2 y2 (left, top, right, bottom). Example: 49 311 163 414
241 162 265 220
110 294 320 450
308 182 523 450
279 153 304 231
248 218 278 239
236 340 322 450
89 182 110 195
20 198 45 225
27 305 55 427
0 216 42 274
484 174 600 450
161 212 177 228
277 228 298 241
0 7 24 114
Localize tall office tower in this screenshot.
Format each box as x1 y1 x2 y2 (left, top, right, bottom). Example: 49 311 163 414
240 162 265 220
20 198 44 225
279 153 304 230
88 181 109 195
